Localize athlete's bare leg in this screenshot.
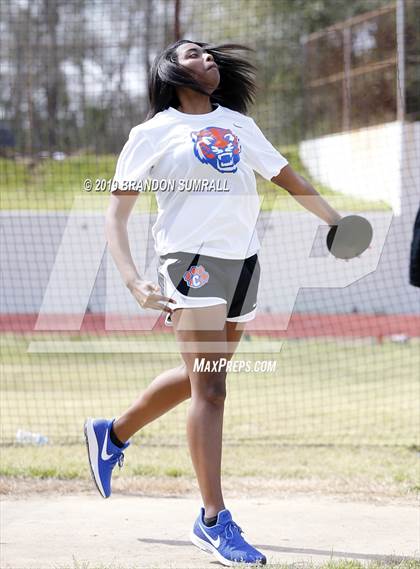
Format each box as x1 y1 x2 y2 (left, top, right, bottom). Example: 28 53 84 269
112 363 191 442
172 305 245 519
112 313 245 453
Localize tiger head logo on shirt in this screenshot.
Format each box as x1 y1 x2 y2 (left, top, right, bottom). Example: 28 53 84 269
191 127 241 173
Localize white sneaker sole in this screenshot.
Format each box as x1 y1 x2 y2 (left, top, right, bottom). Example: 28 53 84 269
190 530 261 567
84 418 107 498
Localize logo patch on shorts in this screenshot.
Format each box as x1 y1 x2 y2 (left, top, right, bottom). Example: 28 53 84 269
183 265 209 288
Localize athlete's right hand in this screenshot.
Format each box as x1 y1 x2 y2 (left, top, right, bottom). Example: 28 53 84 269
127 278 176 314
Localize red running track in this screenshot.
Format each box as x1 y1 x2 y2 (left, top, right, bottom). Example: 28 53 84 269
1 313 419 339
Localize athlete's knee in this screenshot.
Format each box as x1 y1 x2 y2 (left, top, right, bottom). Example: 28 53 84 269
178 362 189 379
194 372 227 405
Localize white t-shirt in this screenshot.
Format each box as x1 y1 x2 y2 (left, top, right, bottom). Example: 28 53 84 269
112 103 288 259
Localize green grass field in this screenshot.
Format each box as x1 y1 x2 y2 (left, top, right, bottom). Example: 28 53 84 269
1 437 418 497
51 559 420 569
1 332 419 498
1 332 419 446
0 146 392 212
1 333 419 569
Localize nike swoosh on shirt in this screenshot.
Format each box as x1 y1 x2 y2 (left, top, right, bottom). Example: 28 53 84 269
199 523 221 548
101 429 113 461
233 123 243 128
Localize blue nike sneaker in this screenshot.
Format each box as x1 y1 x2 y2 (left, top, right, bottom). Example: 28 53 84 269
84 417 130 498
190 507 266 566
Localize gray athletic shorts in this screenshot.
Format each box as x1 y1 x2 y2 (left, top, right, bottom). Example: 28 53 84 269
157 251 260 326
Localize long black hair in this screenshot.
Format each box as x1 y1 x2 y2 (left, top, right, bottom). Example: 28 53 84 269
146 39 257 119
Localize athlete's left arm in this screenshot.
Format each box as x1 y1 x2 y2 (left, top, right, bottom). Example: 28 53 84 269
271 164 342 226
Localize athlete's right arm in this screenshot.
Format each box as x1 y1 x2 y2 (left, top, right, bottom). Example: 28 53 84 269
105 189 176 314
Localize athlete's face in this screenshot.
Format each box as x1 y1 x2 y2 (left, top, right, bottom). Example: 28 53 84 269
176 43 220 93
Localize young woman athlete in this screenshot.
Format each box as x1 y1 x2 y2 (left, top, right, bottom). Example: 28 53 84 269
84 40 342 567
